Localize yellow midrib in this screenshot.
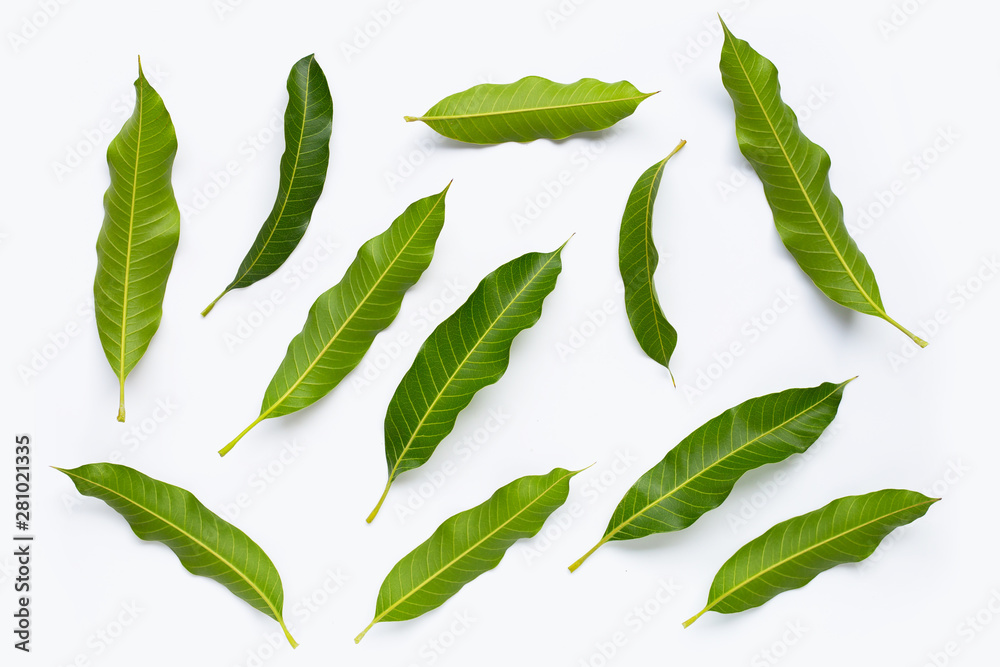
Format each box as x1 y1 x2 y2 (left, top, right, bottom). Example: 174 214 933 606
372 470 574 625
607 382 844 541
118 75 144 385
414 93 651 122
62 468 284 625
727 36 885 319
231 55 315 286
703 497 936 614
260 191 447 420
386 250 561 483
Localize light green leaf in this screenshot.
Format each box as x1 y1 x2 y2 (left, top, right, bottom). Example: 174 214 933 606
619 140 685 381
221 185 450 456
356 467 579 643
367 243 568 522
203 54 334 315
719 21 926 347
684 489 938 627
56 462 297 646
405 76 655 144
569 380 851 572
94 58 180 422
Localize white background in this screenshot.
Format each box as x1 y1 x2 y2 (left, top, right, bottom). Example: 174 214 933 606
1 0 997 665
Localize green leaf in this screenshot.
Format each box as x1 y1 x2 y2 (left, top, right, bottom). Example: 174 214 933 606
94 58 181 422
356 467 579 643
404 76 655 144
718 21 926 347
203 54 334 315
221 185 450 456
684 489 938 627
367 243 568 522
56 462 297 647
619 141 686 381
569 379 851 572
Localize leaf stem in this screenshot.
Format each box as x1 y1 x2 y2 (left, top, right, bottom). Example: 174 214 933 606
201 289 228 317
117 381 126 422
682 607 708 628
366 478 393 524
884 315 928 348
355 619 376 644
279 618 298 648
219 415 265 457
568 534 611 573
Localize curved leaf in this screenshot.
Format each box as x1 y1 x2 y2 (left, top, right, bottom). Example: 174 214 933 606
569 379 851 572
367 243 568 522
619 141 685 381
404 76 655 144
684 489 938 627
719 21 925 347
221 185 450 456
356 467 579 642
94 58 180 422
56 463 296 646
203 54 334 315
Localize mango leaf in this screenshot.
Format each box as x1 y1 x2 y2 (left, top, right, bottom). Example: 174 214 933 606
356 467 579 643
569 380 851 572
619 140 686 382
684 489 938 627
404 76 655 144
719 21 926 347
56 462 297 646
367 243 568 522
94 58 180 422
221 185 450 456
203 54 333 315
